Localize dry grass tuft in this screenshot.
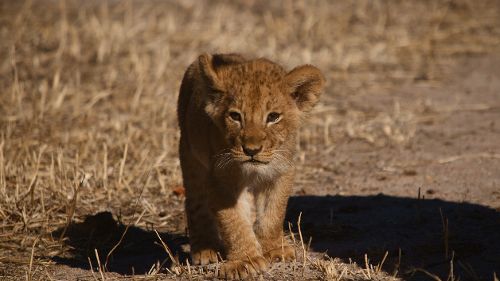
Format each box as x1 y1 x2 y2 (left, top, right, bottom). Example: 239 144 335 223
312 255 398 281
1 0 499 280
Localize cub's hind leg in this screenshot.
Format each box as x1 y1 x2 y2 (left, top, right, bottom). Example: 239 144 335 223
180 145 221 265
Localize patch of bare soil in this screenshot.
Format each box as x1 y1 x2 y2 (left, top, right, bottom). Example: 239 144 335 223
293 55 500 280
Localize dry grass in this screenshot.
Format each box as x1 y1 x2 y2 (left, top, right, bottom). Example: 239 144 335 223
1 0 499 280
311 255 396 281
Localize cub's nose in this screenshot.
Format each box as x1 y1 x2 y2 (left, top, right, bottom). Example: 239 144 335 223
242 145 262 157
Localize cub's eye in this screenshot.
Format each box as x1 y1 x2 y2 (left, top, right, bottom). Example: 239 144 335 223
266 112 281 123
228 111 242 122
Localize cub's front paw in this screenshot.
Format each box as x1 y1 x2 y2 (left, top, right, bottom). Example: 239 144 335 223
218 256 268 280
191 248 219 265
264 245 296 262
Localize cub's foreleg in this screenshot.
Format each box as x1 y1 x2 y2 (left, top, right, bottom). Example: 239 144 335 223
211 188 269 279
254 172 295 262
180 143 221 265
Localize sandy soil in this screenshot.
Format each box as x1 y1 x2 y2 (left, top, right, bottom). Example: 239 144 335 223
292 54 500 280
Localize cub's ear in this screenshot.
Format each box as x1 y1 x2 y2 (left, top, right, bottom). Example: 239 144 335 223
198 53 224 92
285 65 325 112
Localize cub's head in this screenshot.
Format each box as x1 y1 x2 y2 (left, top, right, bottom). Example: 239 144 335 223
199 53 325 176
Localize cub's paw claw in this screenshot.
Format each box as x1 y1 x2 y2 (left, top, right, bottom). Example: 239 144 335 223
191 249 219 265
218 256 268 280
264 245 296 262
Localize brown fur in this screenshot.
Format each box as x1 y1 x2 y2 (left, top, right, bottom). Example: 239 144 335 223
177 53 325 279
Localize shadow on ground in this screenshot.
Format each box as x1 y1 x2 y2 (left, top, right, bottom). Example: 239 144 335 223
52 195 499 279
286 194 500 280
51 211 189 275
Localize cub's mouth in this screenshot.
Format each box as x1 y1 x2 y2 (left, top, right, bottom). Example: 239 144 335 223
243 158 269 165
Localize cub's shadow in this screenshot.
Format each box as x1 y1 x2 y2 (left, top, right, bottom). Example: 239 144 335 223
52 211 189 275
286 195 500 280
52 195 500 279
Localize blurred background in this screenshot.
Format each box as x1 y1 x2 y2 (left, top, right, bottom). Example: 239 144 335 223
1 0 499 280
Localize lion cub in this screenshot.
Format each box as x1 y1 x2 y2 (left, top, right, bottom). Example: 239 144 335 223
177 53 324 279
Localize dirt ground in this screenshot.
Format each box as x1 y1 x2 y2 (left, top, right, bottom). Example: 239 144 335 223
291 54 500 280
1 1 499 280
